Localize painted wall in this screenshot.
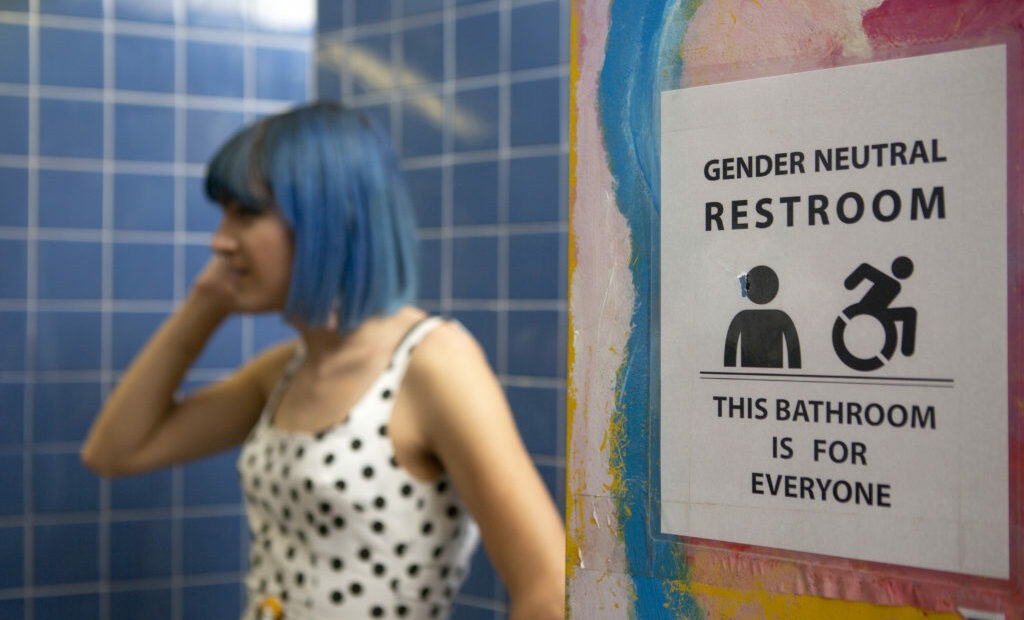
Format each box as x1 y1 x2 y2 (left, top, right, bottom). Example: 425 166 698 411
568 1 1023 618
315 1 570 617
0 1 312 617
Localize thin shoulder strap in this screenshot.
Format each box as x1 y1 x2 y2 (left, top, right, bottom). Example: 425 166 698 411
388 316 447 376
259 342 305 425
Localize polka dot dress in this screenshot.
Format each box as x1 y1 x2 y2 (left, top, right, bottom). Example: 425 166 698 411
238 317 480 620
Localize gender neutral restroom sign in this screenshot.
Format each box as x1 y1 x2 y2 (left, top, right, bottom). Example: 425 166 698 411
659 46 1009 578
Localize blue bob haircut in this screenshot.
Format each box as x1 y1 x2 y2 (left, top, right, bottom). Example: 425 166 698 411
204 101 417 331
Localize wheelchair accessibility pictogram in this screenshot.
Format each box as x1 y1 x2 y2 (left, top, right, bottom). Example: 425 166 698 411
832 256 917 372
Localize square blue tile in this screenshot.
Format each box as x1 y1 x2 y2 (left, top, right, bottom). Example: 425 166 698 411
39 99 103 159
0 312 26 371
34 594 100 620
450 311 498 371
111 468 173 510
183 583 243 619
417 237 441 301
186 108 245 164
183 448 241 506
511 1 562 70
0 600 23 620
317 0 345 32
251 313 295 350
349 34 391 95
355 103 391 137
186 175 220 232
115 34 175 93
40 27 103 88
114 173 175 230
0 383 24 446
183 515 243 575
110 589 173 620
403 0 444 16
506 385 559 456
455 12 499 79
187 41 244 97
112 311 167 370
38 169 103 229
452 236 498 300
453 86 498 152
404 166 442 229
114 0 175 24
186 0 245 30
402 23 444 86
255 47 309 101
115 103 175 162
508 155 561 223
0 96 29 155
316 61 342 101
113 242 174 300
401 98 442 158
507 310 559 377
40 0 103 18
34 523 100 585
0 454 23 516
508 231 561 300
459 544 501 599
0 239 27 298
110 518 173 580
354 0 390 24
510 78 562 147
33 452 99 514
0 167 28 226
35 311 102 371
0 24 29 84
36 239 103 300
34 382 102 443
0 526 23 589
453 161 499 226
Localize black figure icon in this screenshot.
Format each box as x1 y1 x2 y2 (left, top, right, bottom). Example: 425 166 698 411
724 265 801 368
832 256 917 371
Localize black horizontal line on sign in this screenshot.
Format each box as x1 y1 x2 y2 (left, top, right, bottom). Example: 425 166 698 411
698 370 954 387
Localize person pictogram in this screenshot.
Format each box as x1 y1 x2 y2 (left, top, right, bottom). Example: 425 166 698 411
832 256 917 371
724 265 801 368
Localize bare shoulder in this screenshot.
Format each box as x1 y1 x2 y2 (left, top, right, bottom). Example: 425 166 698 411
407 320 491 387
237 338 302 397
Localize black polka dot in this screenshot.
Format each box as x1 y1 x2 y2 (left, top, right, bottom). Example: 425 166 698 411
295 572 305 585
363 466 375 479
314 430 327 441
286 546 296 559
324 453 335 465
378 425 388 437
389 456 399 468
350 582 363 596
374 496 387 509
290 488 300 502
447 505 460 519
381 389 393 399
282 465 291 477
430 604 441 618
305 512 316 526
432 545 444 559
270 483 280 496
281 589 289 602
390 578 400 592
335 479 347 492
407 564 420 577
420 587 431 600
304 478 314 492
372 521 385 534
373 563 386 576
252 477 262 489
331 557 344 571
359 547 371 560
296 446 305 459
396 604 409 617
371 606 385 618
333 515 346 529
330 590 344 604
394 543 407 556
436 480 449 493
319 502 331 514
318 524 330 537
351 438 362 450
400 484 413 497
282 507 291 520
421 521 434 535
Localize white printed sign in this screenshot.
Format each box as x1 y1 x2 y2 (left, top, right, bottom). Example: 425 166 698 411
659 45 1009 578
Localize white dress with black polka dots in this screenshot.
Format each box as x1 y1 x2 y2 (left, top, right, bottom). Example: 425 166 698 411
238 317 480 620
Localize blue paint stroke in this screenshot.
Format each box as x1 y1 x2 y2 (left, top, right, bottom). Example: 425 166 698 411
597 0 705 617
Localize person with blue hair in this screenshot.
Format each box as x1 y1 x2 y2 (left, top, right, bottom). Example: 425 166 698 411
82 101 565 620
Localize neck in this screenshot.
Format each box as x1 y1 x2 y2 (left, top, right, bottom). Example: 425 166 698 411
289 306 423 363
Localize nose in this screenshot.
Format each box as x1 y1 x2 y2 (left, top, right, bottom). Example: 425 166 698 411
210 218 239 256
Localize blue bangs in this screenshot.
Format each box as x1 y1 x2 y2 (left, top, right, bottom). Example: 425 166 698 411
210 102 417 330
204 123 273 214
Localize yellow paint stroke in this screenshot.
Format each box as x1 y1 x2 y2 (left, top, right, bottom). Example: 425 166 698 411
670 582 962 620
565 0 582 583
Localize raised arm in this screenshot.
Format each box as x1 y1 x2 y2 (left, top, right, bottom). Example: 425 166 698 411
81 257 290 478
402 323 565 620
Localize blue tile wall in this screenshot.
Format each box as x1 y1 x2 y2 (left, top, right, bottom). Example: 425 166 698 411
0 2 313 618
317 1 568 617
